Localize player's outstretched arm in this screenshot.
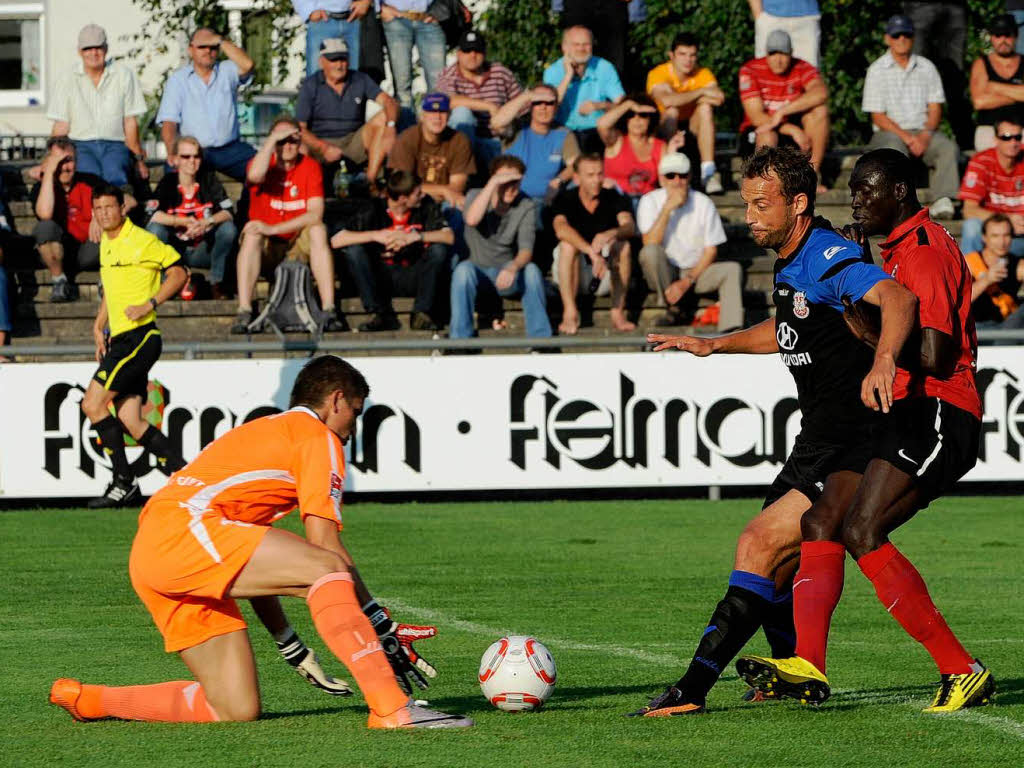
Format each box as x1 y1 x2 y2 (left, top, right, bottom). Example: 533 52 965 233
648 318 778 355
855 279 918 412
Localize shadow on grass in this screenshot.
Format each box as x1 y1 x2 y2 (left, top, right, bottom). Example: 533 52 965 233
991 676 1024 707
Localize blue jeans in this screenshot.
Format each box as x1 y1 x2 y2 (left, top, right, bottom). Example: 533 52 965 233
450 261 552 339
960 217 1024 258
73 139 132 187
147 220 237 285
306 16 362 73
204 140 257 182
382 18 445 108
448 106 502 172
0 263 11 333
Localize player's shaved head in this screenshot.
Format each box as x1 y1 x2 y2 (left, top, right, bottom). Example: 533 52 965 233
290 355 370 409
849 148 921 237
851 148 919 195
742 146 817 212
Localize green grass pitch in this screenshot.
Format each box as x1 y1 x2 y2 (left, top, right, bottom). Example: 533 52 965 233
2 497 1021 767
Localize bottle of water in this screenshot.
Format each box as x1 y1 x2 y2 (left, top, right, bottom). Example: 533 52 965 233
334 158 352 199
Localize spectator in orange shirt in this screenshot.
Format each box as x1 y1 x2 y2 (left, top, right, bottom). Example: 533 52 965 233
738 30 829 192
646 32 725 193
232 116 346 333
963 213 1024 331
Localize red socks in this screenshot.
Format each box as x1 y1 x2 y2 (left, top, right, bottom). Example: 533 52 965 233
307 572 408 718
792 541 846 673
78 680 220 722
857 543 973 675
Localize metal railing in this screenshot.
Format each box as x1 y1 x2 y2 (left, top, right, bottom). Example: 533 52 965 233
7 328 1024 360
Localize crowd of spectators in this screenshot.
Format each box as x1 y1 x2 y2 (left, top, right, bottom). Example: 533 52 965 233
8 2 1024 355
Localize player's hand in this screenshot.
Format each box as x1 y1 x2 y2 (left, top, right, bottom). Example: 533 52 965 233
364 601 435 693
93 328 107 362
125 302 152 321
309 9 328 22
834 222 866 247
648 333 714 355
292 648 354 696
490 168 524 188
861 352 896 413
322 144 343 163
242 220 272 238
380 4 399 22
269 122 301 145
88 217 103 243
395 622 439 680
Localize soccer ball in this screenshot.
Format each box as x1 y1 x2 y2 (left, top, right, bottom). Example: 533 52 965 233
478 635 556 712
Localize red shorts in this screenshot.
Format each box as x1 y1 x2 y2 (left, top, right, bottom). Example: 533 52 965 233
128 500 269 652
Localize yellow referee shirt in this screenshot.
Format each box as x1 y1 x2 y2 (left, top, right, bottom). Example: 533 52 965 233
646 63 717 113
100 218 181 338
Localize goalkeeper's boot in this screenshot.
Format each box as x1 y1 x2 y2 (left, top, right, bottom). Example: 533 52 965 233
87 476 142 509
923 662 995 713
50 678 94 722
736 655 830 705
626 686 705 717
368 699 474 729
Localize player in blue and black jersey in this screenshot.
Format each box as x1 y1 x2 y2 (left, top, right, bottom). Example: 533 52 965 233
629 147 917 716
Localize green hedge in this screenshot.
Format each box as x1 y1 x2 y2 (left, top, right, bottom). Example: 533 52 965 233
480 0 1006 145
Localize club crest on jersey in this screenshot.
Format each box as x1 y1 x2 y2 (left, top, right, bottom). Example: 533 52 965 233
793 291 809 319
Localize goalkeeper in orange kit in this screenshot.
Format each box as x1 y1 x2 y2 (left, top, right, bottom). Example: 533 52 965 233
50 355 472 729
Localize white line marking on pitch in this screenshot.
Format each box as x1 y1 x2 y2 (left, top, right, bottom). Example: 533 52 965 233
383 598 1023 741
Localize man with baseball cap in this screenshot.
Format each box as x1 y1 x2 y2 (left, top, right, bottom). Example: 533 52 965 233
436 30 523 169
969 13 1024 151
47 24 148 189
636 153 741 331
296 37 399 194
388 93 476 208
738 29 830 192
862 14 958 219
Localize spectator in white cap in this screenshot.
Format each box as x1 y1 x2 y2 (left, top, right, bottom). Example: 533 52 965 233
46 24 148 188
296 37 399 193
636 152 742 331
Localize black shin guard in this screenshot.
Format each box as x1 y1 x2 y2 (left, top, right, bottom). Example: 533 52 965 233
139 425 186 473
676 585 772 702
93 415 131 479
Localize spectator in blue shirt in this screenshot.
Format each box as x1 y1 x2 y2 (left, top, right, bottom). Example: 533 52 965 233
157 27 256 181
293 0 375 75
381 1 446 109
543 26 624 151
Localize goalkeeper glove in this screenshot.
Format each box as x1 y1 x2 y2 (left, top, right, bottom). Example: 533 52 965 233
276 630 353 696
363 599 439 694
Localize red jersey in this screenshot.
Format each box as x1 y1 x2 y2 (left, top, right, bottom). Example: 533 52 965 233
880 208 981 419
247 154 323 241
738 57 820 131
958 147 1024 213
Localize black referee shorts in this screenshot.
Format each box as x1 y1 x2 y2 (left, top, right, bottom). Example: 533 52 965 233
93 322 162 399
763 431 876 510
872 396 980 507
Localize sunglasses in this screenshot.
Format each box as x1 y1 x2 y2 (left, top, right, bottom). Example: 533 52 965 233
177 153 200 160
626 110 654 119
194 44 220 51
276 136 300 146
663 172 687 180
532 100 556 107
998 132 1023 141
889 32 913 39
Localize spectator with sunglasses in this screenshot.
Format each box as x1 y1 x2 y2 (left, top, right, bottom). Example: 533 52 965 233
492 85 581 206
862 14 958 219
597 94 684 201
157 27 256 181
147 136 237 300
233 117 346 333
958 116 1024 256
47 25 147 189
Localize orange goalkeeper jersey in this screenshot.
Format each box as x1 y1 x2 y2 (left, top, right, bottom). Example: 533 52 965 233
146 406 345 528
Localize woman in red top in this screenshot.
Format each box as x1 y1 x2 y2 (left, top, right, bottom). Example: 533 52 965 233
597 94 684 200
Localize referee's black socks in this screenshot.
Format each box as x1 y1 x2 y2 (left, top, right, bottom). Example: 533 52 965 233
139 425 186 473
93 415 132 481
675 571 776 704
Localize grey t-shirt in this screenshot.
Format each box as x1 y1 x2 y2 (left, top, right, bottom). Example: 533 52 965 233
464 189 537 269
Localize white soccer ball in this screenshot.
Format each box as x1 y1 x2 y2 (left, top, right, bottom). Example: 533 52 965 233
478 635 556 712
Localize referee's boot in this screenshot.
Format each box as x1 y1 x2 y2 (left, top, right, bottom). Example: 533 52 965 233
87 475 142 509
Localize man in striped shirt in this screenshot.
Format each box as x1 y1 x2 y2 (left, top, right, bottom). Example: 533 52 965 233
958 116 1024 256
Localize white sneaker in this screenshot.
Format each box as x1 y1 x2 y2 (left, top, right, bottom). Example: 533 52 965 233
368 699 475 729
704 172 724 195
930 197 955 219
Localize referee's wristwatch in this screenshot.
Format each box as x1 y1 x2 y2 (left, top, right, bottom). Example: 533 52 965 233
149 297 158 311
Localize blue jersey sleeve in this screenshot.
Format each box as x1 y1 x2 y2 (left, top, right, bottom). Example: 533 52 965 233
805 230 889 307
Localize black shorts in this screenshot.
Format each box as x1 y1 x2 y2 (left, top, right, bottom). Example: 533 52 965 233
93 322 162 398
763 432 875 509
872 397 980 506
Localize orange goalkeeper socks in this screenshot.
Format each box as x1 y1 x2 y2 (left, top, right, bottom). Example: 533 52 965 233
53 678 219 722
307 572 408 717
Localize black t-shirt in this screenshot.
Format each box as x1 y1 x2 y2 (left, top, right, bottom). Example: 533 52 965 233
149 171 234 245
347 195 447 265
551 186 631 243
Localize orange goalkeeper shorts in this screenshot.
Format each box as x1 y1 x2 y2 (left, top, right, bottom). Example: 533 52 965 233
128 500 270 653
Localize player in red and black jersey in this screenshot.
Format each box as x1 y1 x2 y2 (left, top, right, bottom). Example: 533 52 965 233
330 170 453 332
739 148 995 713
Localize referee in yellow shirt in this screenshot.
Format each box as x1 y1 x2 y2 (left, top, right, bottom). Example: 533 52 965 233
81 183 189 508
